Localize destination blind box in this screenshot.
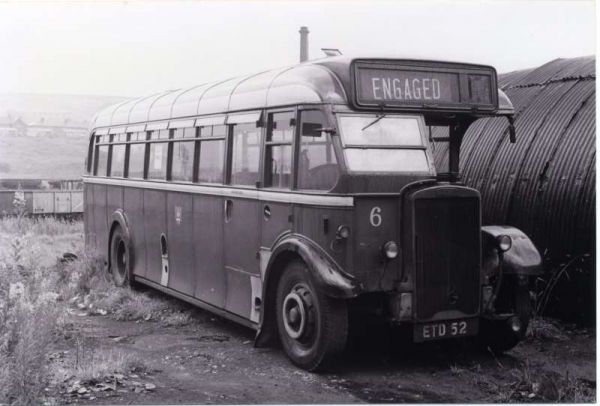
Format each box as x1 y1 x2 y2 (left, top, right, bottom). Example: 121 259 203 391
352 60 498 112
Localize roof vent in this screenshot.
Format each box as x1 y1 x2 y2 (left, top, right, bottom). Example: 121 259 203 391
321 48 342 57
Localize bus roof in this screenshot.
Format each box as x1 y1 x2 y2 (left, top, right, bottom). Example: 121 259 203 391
91 56 513 130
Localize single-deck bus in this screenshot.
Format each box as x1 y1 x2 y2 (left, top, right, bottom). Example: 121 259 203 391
84 57 542 370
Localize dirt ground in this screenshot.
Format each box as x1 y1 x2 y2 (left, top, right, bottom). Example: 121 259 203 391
46 288 596 404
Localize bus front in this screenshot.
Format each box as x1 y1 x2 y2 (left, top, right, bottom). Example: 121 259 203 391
331 59 541 351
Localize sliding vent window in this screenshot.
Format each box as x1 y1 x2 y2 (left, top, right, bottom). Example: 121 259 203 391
198 125 226 184
231 123 262 186
110 143 126 177
171 141 195 182
265 111 293 189
298 110 339 190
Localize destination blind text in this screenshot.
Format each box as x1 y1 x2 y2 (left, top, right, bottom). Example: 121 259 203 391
371 77 441 101
355 67 461 106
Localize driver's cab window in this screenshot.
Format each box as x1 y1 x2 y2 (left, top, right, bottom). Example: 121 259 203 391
298 110 339 191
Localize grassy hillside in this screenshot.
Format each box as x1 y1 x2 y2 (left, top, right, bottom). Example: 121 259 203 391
0 135 88 179
0 93 127 124
0 93 129 180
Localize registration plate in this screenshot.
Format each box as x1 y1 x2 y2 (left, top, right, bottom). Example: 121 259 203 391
414 318 478 342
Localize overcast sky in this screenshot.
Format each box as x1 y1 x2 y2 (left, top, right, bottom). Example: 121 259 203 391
0 0 595 97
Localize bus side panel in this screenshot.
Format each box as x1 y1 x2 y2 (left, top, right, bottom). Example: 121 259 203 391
123 187 146 278
144 189 167 284
106 185 123 222
353 197 399 291
260 201 292 248
92 184 109 259
224 198 260 319
167 192 195 296
294 206 352 273
193 195 225 308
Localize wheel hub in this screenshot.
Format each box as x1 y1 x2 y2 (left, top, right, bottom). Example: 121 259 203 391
116 240 127 276
282 284 316 341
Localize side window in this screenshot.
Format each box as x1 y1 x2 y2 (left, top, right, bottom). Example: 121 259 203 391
94 144 109 176
265 111 293 189
298 110 339 190
148 141 168 180
110 142 126 177
198 125 226 184
171 140 195 182
128 141 146 179
230 123 262 186
86 133 95 174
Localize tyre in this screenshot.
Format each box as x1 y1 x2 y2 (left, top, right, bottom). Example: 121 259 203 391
276 260 348 371
479 285 531 354
109 225 131 287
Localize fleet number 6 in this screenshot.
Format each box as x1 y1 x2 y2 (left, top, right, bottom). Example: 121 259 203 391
370 206 382 227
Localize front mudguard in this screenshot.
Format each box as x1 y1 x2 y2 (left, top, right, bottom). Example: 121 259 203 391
481 226 541 328
482 225 543 277
266 234 362 299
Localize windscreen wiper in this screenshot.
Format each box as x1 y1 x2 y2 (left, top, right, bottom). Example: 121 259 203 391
361 114 387 131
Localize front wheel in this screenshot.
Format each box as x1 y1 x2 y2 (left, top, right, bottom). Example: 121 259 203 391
276 260 348 371
479 285 531 354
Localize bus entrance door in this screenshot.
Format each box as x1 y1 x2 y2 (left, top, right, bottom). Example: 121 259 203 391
223 198 260 319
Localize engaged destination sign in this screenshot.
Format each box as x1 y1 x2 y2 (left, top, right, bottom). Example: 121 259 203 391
355 65 494 109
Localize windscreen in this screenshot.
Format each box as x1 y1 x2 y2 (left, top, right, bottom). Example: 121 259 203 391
338 116 423 146
338 114 435 174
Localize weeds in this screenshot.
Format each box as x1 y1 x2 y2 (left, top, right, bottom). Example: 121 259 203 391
0 259 62 405
0 214 163 404
526 317 569 341
63 336 145 384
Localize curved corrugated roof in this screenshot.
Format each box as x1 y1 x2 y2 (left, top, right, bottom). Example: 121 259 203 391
454 56 595 262
90 62 347 129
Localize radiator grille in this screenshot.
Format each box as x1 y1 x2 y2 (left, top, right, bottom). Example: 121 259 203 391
414 197 480 320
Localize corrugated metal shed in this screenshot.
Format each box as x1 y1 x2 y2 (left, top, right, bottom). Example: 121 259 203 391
455 56 595 263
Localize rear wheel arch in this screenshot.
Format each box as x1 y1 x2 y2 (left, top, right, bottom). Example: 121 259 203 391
108 210 134 275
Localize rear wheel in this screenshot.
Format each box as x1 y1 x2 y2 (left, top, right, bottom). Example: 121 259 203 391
110 225 131 287
276 260 348 371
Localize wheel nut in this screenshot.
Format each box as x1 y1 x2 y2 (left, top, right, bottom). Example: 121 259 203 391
508 316 521 333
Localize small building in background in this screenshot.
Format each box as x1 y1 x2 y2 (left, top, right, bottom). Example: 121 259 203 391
26 116 89 137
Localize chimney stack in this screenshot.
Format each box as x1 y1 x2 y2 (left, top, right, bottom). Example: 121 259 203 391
299 26 309 62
